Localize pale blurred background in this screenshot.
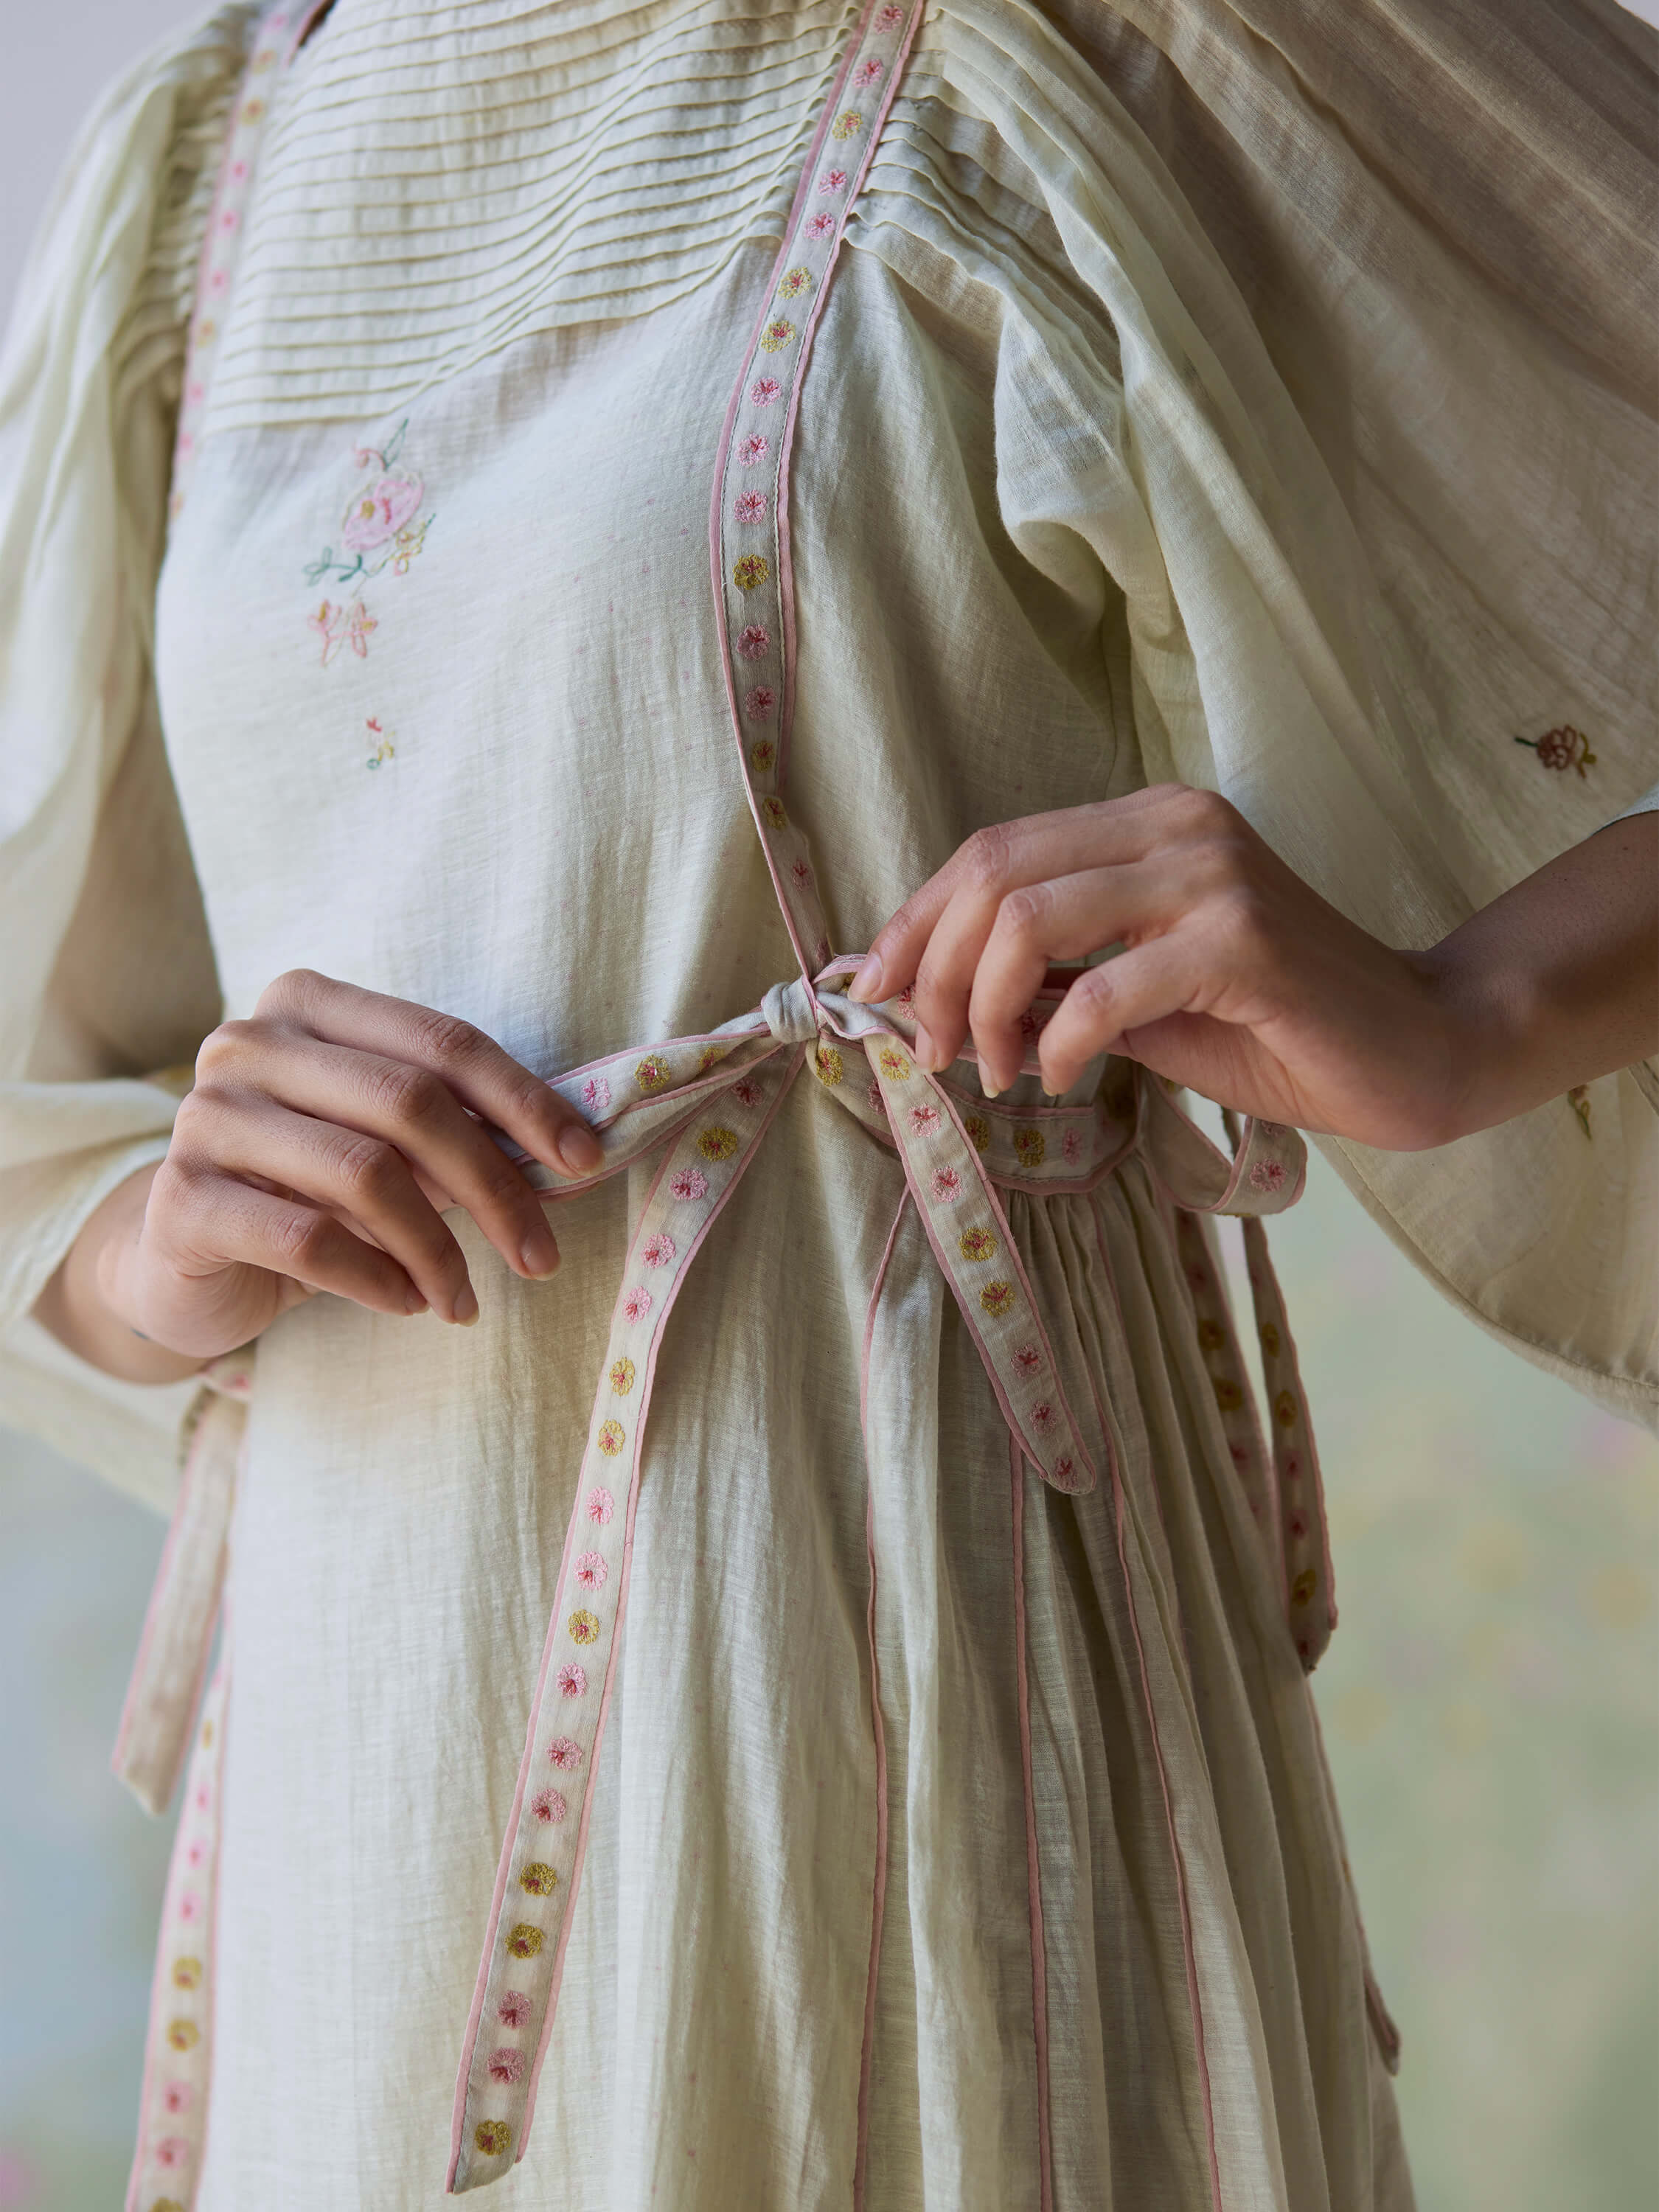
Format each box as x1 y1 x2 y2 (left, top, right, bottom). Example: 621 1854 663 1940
2 4 1657 2209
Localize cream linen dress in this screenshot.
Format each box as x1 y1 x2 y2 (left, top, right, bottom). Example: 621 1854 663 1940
0 2 1655 2208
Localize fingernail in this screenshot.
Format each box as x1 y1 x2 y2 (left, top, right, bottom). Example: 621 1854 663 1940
403 1290 428 1315
981 1074 1002 1102
453 1282 479 1326
848 953 883 1003
560 1124 605 1177
521 1221 559 1278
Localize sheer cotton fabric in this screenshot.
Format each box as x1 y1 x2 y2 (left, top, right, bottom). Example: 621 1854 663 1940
0 0 1654 2203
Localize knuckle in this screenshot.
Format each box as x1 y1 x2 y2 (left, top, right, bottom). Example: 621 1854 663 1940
367 1060 443 1128
406 1007 481 1068
334 1133 401 1203
195 1018 257 1080
274 1208 335 1273
255 967 325 1021
961 822 1015 894
998 882 1049 938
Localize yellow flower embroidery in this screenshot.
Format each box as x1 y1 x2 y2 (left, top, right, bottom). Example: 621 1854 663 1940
830 109 863 139
1214 1377 1244 1413
778 266 813 300
195 318 218 344
167 2020 200 2052
759 317 798 353
1197 1318 1225 1352
815 1044 844 1087
761 796 787 829
635 1054 672 1093
734 554 770 591
1013 1127 1046 1169
698 1043 729 1073
698 1125 740 1161
506 1924 543 1958
152 2200 187 2212
959 1227 997 1263
1290 1568 1318 1607
1259 1321 1281 1358
475 2120 513 2155
201 1719 214 1747
877 1046 911 1081
1273 1388 1298 1428
597 1419 625 1456
750 738 777 773
962 1113 991 1153
568 1608 600 1645
519 1862 559 1896
979 1281 1016 1318
241 97 266 122
172 1957 203 1991
609 1357 636 1396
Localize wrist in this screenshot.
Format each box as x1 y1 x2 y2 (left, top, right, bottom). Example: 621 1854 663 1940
1407 934 1555 1147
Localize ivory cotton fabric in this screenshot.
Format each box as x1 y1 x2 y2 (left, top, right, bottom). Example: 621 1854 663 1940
0 1 1652 2205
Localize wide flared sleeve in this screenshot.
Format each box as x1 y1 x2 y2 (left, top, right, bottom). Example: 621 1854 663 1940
0 6 258 1510
853 0 1658 1426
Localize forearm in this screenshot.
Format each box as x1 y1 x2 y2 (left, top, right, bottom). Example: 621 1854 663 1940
31 1163 210 1385
1417 811 1659 1143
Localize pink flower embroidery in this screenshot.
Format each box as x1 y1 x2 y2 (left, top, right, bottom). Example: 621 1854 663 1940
908 1104 939 1135
745 684 776 719
530 1788 567 1824
805 212 836 240
178 1891 202 1923
790 858 813 888
1062 1128 1082 1164
1031 1402 1055 1433
737 624 771 660
498 1991 532 2028
817 168 849 195
342 470 424 552
1052 1455 1076 1485
186 1840 206 1869
877 4 904 24
1014 1344 1041 1376
734 490 768 525
581 1074 611 1113
488 2047 526 2086
622 1285 652 1324
866 1081 886 1115
671 1166 709 1201
931 1166 962 1201
855 58 884 86
896 984 917 1016
156 2138 191 2171
163 2083 192 2115
557 1662 588 1697
738 434 770 466
642 1231 676 1269
733 1077 762 1108
1288 1510 1309 1540
1516 723 1596 777
587 1486 614 1524
1248 1160 1287 1194
574 1551 608 1592
749 376 782 406
548 1737 582 1771
1258 1119 1285 1138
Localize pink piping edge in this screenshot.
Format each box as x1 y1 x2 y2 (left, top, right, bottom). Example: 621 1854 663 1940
445 1050 810 2185
774 0 925 791
1009 1433 1054 2212
518 1047 810 2150
1111 1449 1223 2211
852 1186 908 2208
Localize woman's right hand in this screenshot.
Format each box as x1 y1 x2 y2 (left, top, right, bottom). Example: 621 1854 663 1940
41 970 605 1378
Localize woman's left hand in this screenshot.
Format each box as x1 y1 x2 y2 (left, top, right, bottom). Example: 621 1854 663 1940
847 783 1461 1151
